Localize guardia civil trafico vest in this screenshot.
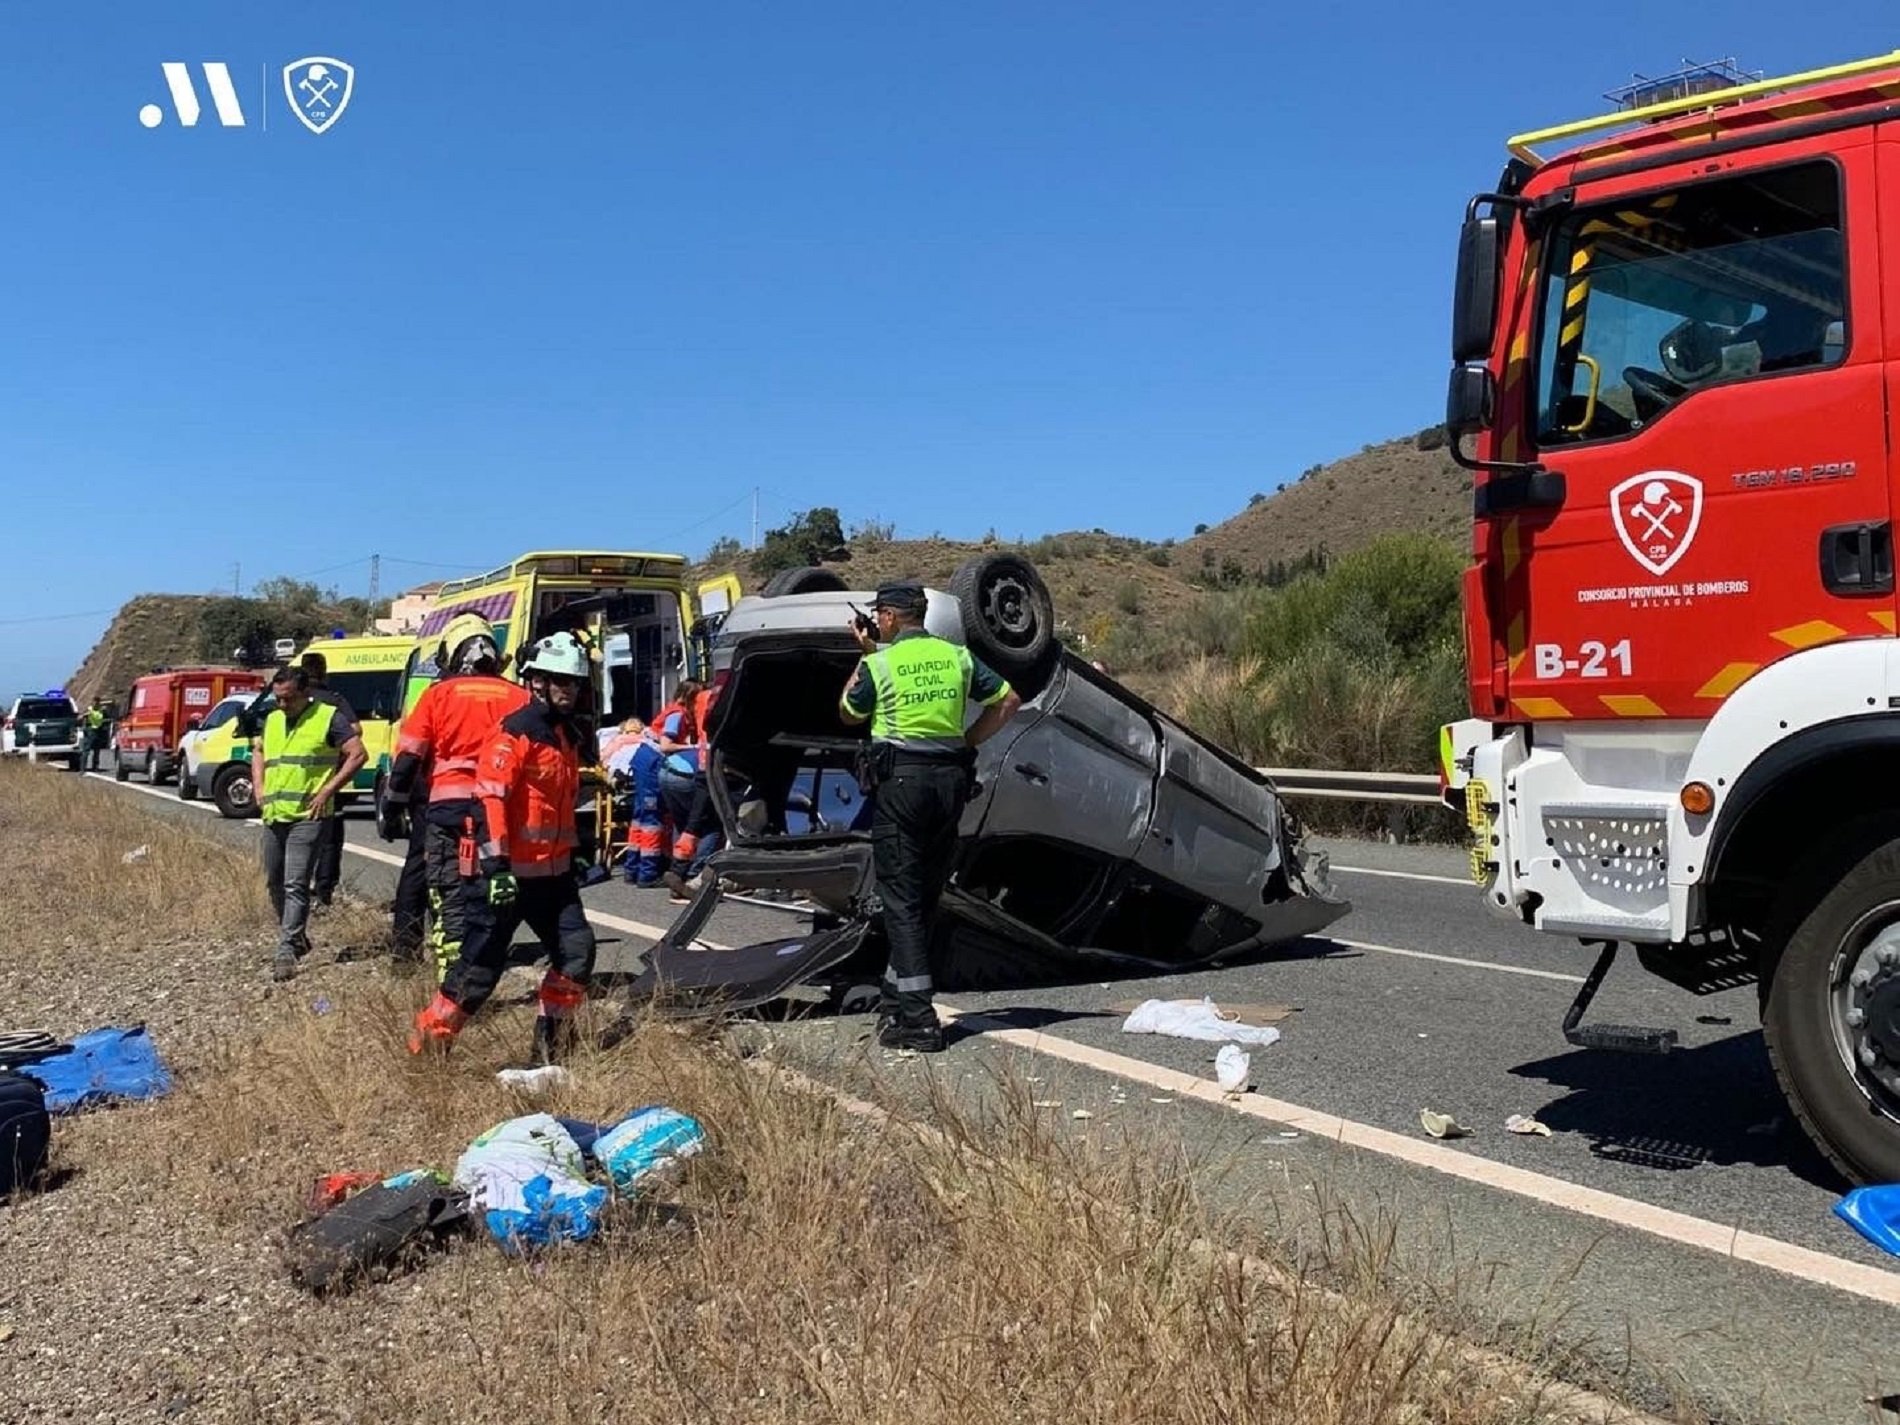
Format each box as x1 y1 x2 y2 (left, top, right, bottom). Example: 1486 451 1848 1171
864 635 976 751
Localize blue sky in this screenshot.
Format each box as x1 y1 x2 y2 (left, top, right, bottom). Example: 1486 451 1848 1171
2 3 1891 691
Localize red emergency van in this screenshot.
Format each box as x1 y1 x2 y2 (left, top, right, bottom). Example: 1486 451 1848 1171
113 667 265 786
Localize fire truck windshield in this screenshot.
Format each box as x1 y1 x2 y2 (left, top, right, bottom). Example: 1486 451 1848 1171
1534 160 1845 444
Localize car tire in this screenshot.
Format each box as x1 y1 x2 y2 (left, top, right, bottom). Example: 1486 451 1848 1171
178 763 199 801
761 566 847 597
113 752 129 783
212 764 256 820
1763 820 1900 1185
948 552 1058 698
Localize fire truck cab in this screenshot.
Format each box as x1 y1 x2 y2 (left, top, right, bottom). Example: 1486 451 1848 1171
1440 51 1900 1182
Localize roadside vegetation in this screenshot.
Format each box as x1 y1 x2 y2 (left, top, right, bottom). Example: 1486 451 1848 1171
0 763 1592 1424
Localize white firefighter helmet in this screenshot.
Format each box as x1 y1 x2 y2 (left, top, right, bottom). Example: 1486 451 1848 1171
521 631 590 680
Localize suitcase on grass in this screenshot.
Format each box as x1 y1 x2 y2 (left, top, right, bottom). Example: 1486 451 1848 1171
0 1071 51 1200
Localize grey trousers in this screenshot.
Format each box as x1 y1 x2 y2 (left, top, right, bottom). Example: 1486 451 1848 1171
262 820 325 958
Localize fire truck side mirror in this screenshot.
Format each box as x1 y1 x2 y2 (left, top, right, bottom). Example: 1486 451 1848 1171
1445 363 1494 438
1451 214 1500 364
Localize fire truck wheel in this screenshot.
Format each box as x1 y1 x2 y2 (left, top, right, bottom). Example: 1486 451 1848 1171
1763 825 1900 1185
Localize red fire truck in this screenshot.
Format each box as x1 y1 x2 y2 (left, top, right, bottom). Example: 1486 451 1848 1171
1440 50 1900 1182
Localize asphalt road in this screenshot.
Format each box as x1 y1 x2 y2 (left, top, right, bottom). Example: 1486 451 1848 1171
72 765 1900 1423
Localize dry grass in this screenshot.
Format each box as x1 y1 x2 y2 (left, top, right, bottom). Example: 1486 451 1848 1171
0 761 1631 1424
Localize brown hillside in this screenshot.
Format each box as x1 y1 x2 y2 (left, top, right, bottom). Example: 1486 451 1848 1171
1180 427 1470 578
68 596 216 710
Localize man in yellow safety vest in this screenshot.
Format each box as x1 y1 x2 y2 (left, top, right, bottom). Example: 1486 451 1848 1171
253 664 366 982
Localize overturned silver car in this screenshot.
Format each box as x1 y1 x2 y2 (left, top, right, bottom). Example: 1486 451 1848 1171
630 554 1350 1011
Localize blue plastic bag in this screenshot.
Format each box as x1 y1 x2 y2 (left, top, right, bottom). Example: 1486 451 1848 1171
595 1106 706 1198
22 1026 171 1114
1834 1185 1900 1256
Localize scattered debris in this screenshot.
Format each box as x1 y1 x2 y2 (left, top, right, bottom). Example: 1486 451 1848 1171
594 1106 706 1198
1031 1100 1062 1109
311 996 333 1017
0 1324 13 1344
1746 1116 1783 1137
1695 1014 1734 1026
1215 1044 1250 1093
1835 1185 1900 1258
20 1025 170 1114
1419 1110 1472 1140
1148 1097 1174 1105
1276 1130 1301 1139
1121 997 1284 1047
120 845 150 865
286 1177 472 1294
1070 1109 1094 1121
1504 1114 1553 1137
496 1065 572 1094
453 1114 609 1253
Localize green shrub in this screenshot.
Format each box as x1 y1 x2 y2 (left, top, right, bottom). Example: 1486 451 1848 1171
1144 546 1171 568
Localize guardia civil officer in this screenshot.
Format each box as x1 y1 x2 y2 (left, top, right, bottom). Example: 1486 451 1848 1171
839 580 1021 1052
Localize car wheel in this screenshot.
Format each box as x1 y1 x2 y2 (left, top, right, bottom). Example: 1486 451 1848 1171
212 764 256 819
948 552 1058 698
761 566 847 597
1764 824 1900 1184
178 762 199 801
113 751 129 783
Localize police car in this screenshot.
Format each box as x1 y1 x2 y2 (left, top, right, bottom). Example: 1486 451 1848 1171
2 690 83 769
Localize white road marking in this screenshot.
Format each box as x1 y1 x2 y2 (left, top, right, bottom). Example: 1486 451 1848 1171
935 1005 1900 1308
83 770 697 946
1332 863 1472 887
1333 936 1585 985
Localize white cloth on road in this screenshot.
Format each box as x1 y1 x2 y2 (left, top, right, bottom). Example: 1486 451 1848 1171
1120 996 1282 1048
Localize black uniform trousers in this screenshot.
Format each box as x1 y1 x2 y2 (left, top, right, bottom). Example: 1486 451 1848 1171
390 806 429 959
442 872 597 1016
871 755 970 1030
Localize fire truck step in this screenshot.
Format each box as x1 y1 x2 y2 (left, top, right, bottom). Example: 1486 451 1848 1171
1560 941 1680 1056
1564 1022 1680 1055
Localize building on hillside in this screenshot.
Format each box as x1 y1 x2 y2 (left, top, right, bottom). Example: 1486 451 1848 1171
375 582 442 636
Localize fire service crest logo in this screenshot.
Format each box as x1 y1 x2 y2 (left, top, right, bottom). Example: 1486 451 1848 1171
1611 471 1703 577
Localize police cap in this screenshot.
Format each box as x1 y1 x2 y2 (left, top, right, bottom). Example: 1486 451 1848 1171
872 580 928 613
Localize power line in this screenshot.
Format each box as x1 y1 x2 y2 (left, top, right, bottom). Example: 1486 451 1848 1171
0 608 115 628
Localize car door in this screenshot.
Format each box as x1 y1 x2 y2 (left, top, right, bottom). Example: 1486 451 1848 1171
1503 139 1887 721
1135 715 1284 912
970 659 1155 862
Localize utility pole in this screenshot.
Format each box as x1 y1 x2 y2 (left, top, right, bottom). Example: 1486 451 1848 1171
368 552 380 611
751 487 760 550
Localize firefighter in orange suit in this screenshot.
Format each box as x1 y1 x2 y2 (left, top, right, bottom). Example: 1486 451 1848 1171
380 613 530 983
409 633 598 1064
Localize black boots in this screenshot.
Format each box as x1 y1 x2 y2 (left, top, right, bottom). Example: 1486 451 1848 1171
531 1015 575 1066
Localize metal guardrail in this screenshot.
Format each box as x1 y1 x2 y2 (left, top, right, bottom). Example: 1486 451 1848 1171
1257 767 1445 806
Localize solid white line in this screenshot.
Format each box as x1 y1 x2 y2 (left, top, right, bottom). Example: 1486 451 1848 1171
84 771 694 946
1333 863 1472 887
1334 936 1586 984
935 1005 1900 1308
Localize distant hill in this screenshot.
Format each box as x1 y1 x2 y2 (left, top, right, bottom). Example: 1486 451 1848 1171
1179 427 1469 580
68 596 218 710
